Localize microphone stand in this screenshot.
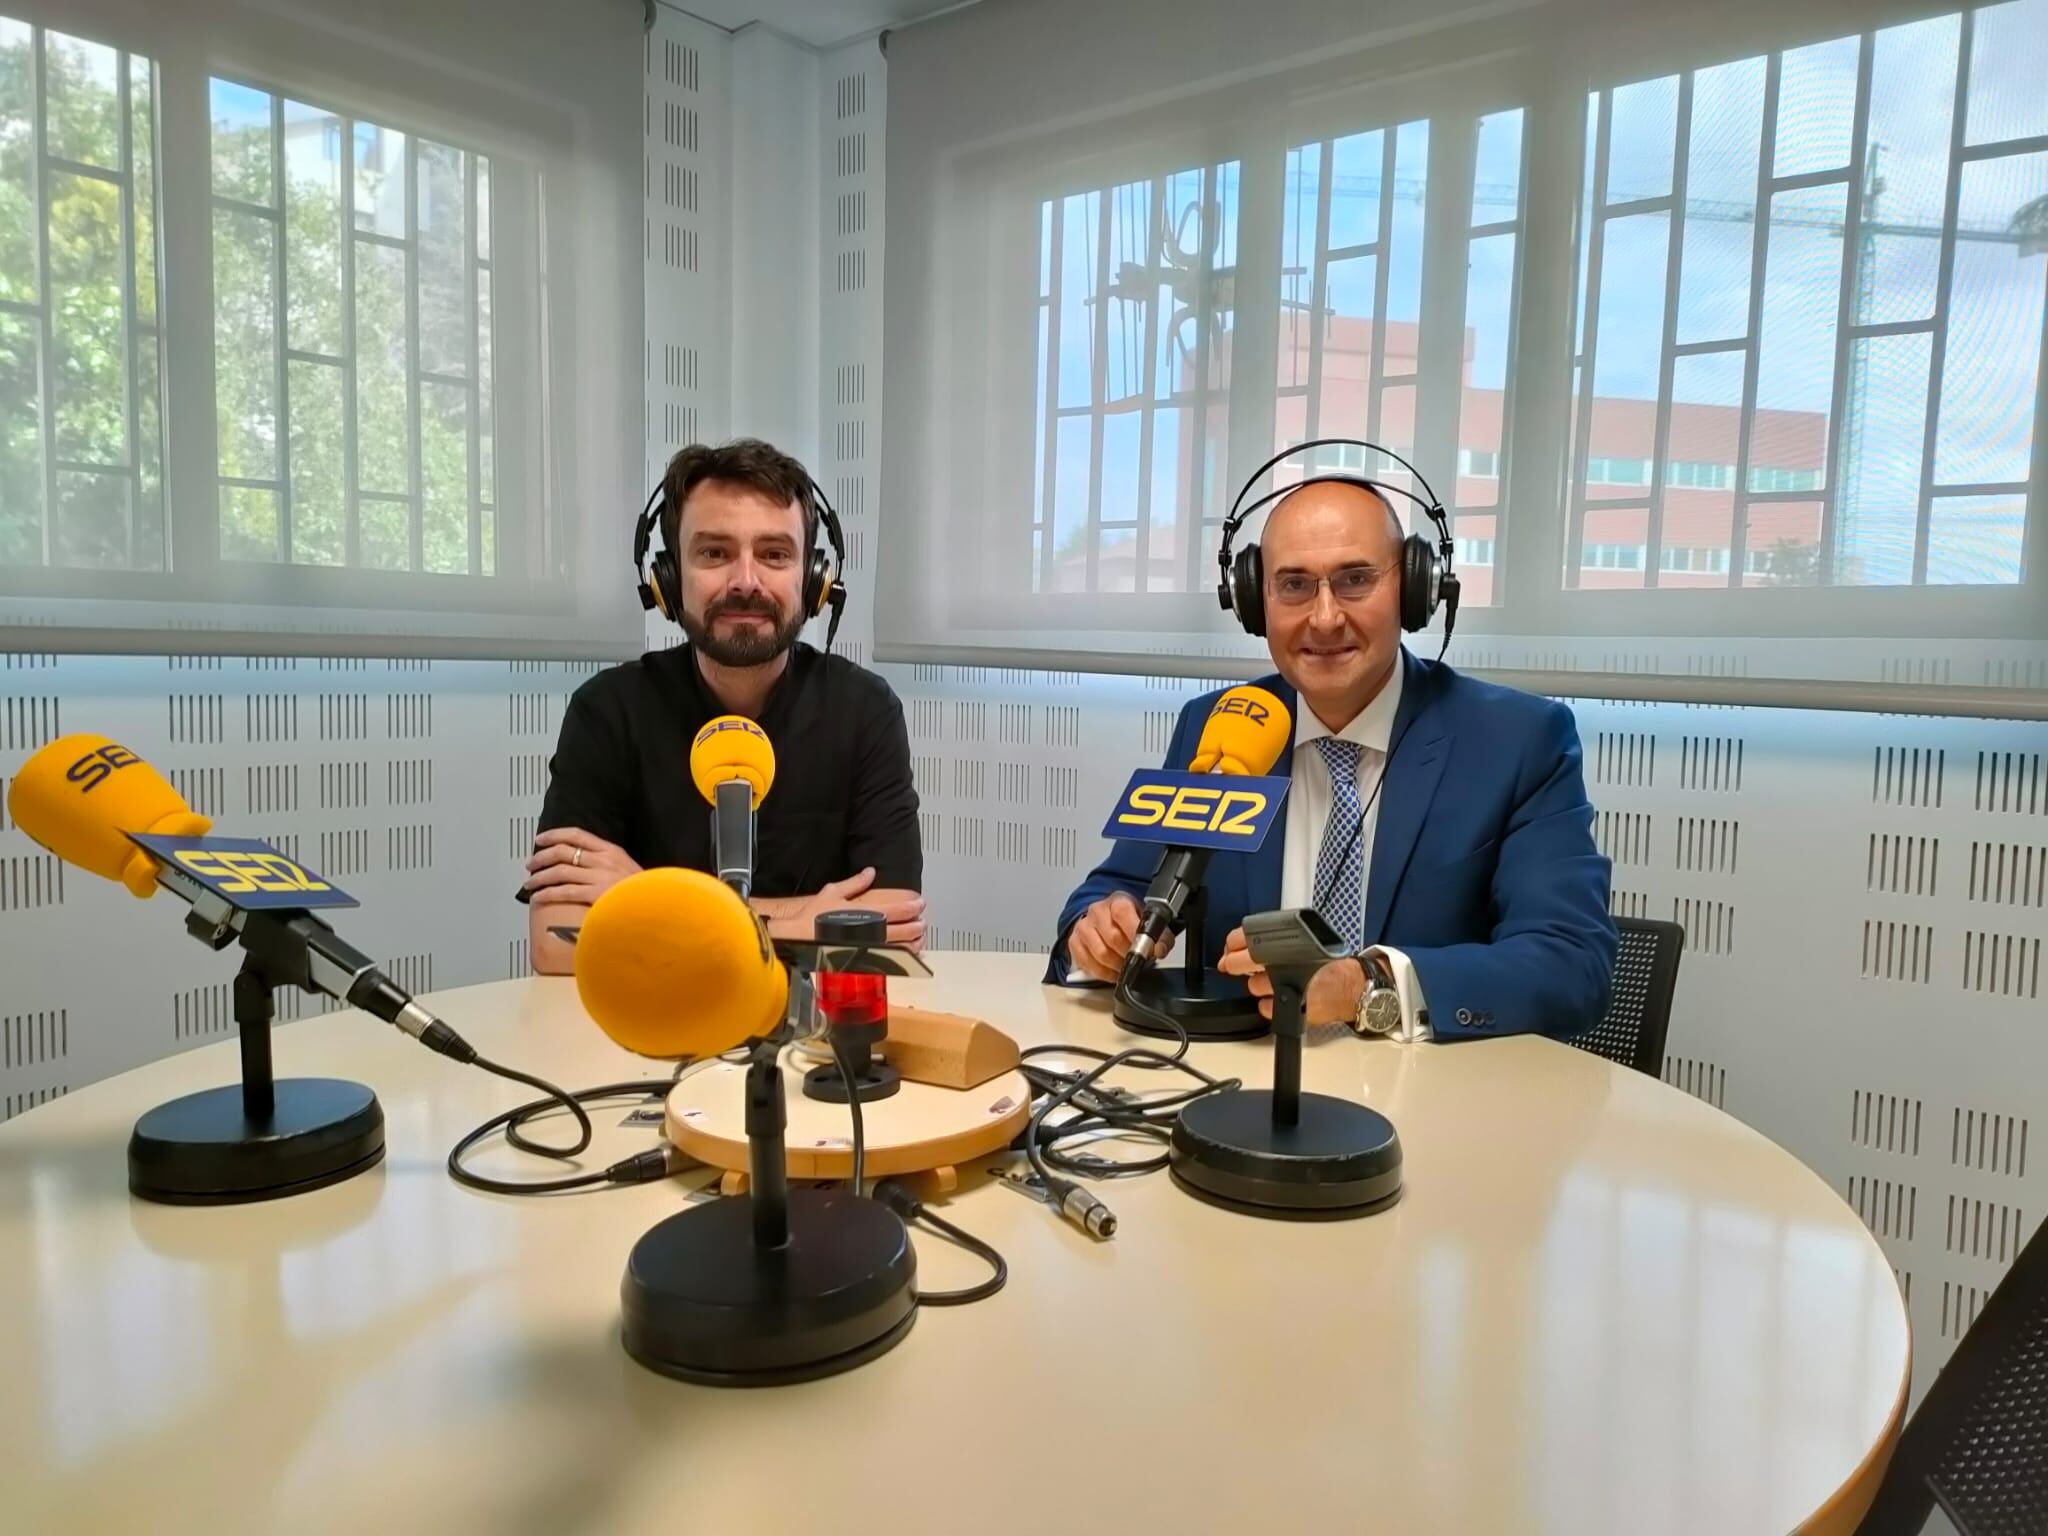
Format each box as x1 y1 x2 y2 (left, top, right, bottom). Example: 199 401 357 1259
617 951 920 1387
128 903 386 1204
1113 884 1269 1042
1168 908 1403 1220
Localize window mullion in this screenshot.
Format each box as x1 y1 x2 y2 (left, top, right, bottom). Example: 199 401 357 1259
1816 30 1875 587
342 116 360 567
32 27 54 566
1566 90 1614 586
1304 140 1332 439
1132 175 1164 594
1913 7 1973 586
1366 126 1397 446
1727 52 1782 591
117 50 137 566
1644 71 1693 592
405 133 423 573
271 94 291 564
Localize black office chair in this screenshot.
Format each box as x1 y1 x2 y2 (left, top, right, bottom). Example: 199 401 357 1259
1567 916 1682 1078
1857 1215 2048 1535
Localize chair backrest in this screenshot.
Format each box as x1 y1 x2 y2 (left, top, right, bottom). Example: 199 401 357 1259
1568 916 1682 1077
1858 1214 2048 1535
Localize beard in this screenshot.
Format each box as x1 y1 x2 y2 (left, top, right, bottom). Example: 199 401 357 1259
681 592 806 667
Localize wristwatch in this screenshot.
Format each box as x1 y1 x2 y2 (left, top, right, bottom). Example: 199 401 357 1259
1354 951 1403 1037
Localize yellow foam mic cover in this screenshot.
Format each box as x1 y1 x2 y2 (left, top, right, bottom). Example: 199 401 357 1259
1187 686 1293 776
6 733 213 898
689 715 776 810
574 867 789 1058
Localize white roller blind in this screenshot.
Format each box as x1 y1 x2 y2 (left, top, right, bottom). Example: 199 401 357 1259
878 0 2048 713
0 0 643 657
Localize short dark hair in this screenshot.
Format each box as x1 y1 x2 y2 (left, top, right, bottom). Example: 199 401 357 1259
661 438 817 552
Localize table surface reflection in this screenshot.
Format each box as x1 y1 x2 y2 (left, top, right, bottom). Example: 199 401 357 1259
0 953 1906 1535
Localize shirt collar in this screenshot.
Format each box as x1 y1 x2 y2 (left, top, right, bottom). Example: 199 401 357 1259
1293 648 1404 757
678 641 814 724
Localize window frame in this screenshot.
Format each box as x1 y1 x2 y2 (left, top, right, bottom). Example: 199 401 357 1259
0 9 560 622
0 19 162 572
1564 1 2046 601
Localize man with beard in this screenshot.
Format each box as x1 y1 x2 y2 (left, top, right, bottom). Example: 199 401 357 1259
523 438 924 975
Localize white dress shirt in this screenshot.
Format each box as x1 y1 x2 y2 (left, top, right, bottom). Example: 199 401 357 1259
1279 658 1432 1042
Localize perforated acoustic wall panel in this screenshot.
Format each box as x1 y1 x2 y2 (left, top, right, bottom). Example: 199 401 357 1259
814 38 882 674
642 8 732 657
0 656 607 1111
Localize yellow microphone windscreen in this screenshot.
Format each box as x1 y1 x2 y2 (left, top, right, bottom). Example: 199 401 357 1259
6 734 213 897
574 867 789 1058
689 715 776 810
1188 686 1292 776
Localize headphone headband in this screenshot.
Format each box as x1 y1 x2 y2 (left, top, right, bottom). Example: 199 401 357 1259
1220 437 1451 550
1215 437 1460 650
634 462 849 653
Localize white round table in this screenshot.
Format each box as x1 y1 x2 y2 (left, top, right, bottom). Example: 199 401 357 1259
0 954 1907 1534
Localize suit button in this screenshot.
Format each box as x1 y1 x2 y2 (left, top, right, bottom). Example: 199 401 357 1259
1456 1008 1472 1026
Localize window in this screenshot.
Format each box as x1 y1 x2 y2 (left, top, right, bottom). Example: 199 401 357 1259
1031 163 1241 595
1273 118 1431 471
1668 459 1735 490
1581 542 1646 570
1455 536 1496 565
1570 4 2042 589
208 81 495 574
0 1 636 656
0 21 163 570
1584 455 1652 486
882 0 2045 688
1660 545 1730 573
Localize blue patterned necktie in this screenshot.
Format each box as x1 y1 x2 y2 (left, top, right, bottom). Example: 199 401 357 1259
1312 736 1366 949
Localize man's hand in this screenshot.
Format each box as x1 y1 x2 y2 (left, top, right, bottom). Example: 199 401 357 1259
1066 891 1175 983
1217 926 1367 1025
760 866 928 951
524 828 642 908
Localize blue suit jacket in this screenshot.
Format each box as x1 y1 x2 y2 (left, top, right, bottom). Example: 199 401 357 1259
1047 650 1618 1042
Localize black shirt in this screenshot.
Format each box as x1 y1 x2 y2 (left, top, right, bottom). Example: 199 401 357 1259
530 643 922 898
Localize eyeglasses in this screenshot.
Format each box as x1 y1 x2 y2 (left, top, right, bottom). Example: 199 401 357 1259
1267 565 1385 607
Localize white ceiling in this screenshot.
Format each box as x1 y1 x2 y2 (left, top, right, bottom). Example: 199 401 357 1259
669 0 979 49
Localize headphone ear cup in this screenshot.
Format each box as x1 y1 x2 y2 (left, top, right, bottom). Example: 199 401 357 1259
650 550 680 621
802 549 834 618
1232 542 1267 638
1400 533 1436 633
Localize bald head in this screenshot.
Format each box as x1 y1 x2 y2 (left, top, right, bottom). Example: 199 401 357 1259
1255 477 1408 731
1262 479 1405 565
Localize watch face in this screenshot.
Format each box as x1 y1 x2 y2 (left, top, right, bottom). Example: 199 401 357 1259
1363 987 1404 1035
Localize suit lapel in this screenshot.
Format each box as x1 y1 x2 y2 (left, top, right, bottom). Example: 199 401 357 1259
1362 653 1450 946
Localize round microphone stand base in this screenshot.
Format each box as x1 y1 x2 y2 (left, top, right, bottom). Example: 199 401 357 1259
128 1078 386 1205
1169 1090 1401 1220
1113 969 1271 1043
621 1187 918 1387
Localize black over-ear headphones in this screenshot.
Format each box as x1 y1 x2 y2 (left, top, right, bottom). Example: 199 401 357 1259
633 469 849 654
1217 437 1460 646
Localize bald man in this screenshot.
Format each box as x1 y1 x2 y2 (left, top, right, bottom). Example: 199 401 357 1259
1048 481 1616 1042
